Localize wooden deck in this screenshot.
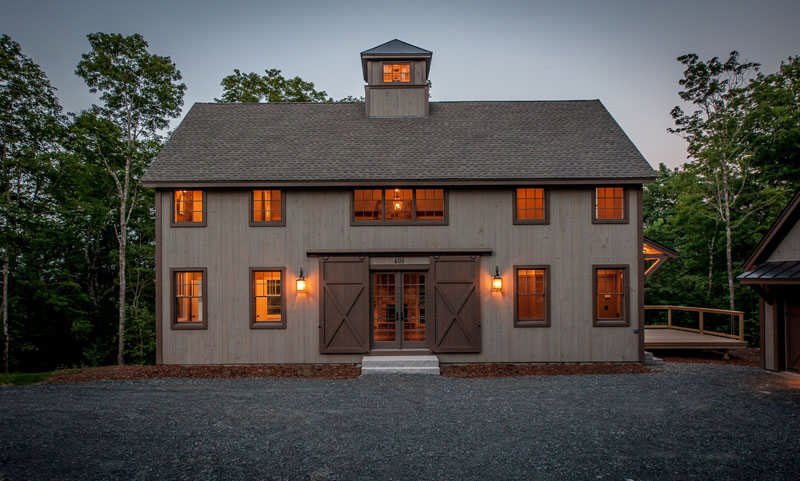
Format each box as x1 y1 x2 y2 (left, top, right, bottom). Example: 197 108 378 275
644 327 748 350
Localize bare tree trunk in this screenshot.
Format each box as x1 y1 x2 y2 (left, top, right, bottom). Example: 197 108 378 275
720 164 736 312
2 254 9 373
117 193 127 366
707 230 716 301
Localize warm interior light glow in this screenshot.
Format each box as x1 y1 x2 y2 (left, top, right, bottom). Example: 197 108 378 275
492 266 503 292
492 276 503 291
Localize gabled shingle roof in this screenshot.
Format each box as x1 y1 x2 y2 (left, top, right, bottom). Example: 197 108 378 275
360 39 432 56
142 100 655 186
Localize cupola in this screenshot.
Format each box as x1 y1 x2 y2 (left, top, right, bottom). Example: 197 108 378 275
360 39 432 118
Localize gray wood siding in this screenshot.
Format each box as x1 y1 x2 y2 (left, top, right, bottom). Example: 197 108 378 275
159 188 641 364
366 87 428 118
768 219 800 262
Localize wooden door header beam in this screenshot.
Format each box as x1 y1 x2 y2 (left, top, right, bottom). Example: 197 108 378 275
306 248 493 257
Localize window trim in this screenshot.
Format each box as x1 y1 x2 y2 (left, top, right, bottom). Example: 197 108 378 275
514 265 551 327
513 188 549 225
171 190 207 227
351 188 448 226
170 267 208 330
249 267 287 329
249 189 286 227
381 61 413 84
592 186 629 224
592 264 630 327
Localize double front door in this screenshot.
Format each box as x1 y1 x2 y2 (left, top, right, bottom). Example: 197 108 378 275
372 271 427 348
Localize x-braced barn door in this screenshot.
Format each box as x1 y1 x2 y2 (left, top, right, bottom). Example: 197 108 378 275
431 257 482 353
319 257 370 353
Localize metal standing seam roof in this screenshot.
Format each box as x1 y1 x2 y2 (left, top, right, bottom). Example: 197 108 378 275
142 100 655 186
738 261 800 282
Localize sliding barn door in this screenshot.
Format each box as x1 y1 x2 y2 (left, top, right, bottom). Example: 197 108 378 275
319 257 370 353
432 257 482 353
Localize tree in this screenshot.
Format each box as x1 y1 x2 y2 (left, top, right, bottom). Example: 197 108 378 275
216 68 331 103
669 52 761 311
0 35 64 372
75 33 185 365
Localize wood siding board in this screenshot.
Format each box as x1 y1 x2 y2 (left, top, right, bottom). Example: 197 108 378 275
160 188 640 364
637 188 645 362
155 191 163 364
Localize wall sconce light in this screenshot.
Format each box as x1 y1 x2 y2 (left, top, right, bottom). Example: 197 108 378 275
492 266 503 292
296 268 307 292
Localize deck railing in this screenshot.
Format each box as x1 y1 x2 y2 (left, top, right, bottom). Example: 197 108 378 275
643 305 745 341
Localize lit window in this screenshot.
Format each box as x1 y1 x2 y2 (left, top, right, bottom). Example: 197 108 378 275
173 190 204 224
252 270 284 328
252 190 282 224
174 271 204 326
385 189 413 221
383 63 411 83
595 187 625 221
353 189 446 223
516 267 548 327
594 267 627 325
415 189 445 220
515 188 546 223
354 189 383 221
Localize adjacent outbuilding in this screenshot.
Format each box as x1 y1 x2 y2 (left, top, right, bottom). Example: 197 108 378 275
739 191 800 372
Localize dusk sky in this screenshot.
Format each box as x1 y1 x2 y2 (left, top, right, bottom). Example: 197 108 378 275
3 0 799 168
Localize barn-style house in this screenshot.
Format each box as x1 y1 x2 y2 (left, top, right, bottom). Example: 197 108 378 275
142 40 656 369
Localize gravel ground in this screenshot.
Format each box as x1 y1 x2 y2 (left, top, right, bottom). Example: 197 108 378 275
1 363 799 481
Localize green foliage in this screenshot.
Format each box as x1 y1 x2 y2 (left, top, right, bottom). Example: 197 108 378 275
216 68 331 103
0 371 52 386
648 51 800 345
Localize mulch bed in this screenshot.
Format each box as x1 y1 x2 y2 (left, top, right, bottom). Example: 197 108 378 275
441 362 652 377
46 364 361 384
654 347 760 367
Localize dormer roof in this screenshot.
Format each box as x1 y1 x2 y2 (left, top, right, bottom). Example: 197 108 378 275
361 39 432 81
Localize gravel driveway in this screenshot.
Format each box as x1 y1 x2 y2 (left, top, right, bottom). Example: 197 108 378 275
1 363 799 481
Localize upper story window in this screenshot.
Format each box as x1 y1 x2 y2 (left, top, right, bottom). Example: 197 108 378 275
251 269 285 329
593 266 629 326
172 269 207 329
251 190 284 226
353 188 445 224
514 188 547 224
173 190 205 226
383 63 410 83
594 187 627 223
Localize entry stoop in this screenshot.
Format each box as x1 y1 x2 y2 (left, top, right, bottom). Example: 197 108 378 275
361 355 440 375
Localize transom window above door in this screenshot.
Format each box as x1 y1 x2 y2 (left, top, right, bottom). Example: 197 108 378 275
353 188 446 224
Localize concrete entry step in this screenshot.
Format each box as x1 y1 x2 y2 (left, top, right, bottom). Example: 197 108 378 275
361 355 440 375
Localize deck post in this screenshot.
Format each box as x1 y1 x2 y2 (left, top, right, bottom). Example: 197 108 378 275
699 311 704 335
667 308 672 328
738 312 744 341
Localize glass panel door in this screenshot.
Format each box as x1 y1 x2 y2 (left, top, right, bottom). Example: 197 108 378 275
371 271 427 348
372 273 397 346
403 273 426 343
